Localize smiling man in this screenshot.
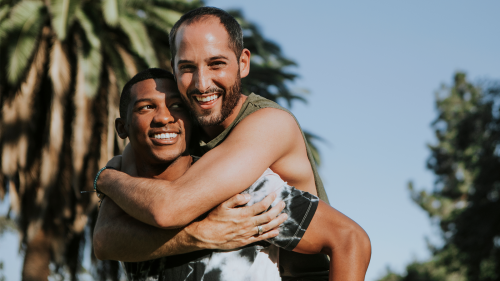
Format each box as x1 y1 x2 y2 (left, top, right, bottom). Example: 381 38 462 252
94 68 362 281
96 7 371 280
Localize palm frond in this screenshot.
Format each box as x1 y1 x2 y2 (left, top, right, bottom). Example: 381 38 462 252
119 13 157 67
101 0 119 27
75 7 102 97
144 6 182 31
49 0 80 40
0 5 10 24
1 1 46 86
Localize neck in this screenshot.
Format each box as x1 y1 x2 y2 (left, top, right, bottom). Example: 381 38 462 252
202 94 247 139
135 154 193 181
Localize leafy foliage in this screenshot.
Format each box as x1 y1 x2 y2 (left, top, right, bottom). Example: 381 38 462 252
379 73 500 280
0 1 321 280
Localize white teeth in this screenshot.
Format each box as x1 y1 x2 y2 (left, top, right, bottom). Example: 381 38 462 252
196 94 218 102
153 133 178 139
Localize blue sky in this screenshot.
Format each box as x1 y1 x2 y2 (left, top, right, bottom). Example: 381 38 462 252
1 1 500 280
207 1 500 280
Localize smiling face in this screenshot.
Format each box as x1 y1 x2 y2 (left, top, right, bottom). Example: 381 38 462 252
172 16 250 127
116 78 191 165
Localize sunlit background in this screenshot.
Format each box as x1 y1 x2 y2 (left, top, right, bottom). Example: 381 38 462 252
1 1 499 280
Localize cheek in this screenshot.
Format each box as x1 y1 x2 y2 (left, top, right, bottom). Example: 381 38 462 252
178 74 192 92
129 118 148 138
217 67 238 85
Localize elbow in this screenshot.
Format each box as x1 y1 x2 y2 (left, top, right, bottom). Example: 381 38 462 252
354 226 371 262
337 224 372 266
153 215 179 229
93 228 111 260
152 209 189 229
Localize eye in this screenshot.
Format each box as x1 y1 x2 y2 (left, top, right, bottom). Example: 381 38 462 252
179 65 195 72
139 104 154 110
170 103 185 110
210 61 226 68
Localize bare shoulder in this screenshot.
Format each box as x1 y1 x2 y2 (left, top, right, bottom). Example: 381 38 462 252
106 155 122 170
236 107 299 135
234 108 316 194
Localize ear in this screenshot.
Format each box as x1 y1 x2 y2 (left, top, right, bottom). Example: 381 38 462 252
239 48 251 78
115 118 129 139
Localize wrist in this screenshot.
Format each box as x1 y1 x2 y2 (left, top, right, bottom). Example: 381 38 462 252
183 221 211 251
96 168 115 194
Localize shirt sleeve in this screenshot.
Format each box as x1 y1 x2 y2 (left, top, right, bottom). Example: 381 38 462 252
241 169 319 251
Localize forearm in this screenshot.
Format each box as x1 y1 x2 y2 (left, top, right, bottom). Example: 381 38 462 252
97 110 299 228
97 170 173 228
93 198 201 262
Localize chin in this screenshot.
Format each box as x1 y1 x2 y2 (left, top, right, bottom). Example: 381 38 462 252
150 151 184 163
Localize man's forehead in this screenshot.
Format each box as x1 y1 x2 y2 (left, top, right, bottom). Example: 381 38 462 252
174 17 232 57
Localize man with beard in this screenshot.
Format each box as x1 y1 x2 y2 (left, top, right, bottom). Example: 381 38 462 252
96 7 371 280
95 68 327 280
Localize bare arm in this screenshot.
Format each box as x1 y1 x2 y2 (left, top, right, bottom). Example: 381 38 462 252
93 156 288 262
93 193 287 262
293 201 372 281
98 108 308 228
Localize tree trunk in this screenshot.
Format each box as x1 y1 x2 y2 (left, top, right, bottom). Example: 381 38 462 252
22 229 51 281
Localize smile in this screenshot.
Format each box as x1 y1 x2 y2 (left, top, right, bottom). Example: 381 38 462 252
195 93 219 102
153 133 178 139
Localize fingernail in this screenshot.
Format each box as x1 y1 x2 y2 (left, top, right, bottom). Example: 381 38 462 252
281 201 285 208
244 194 251 200
282 213 288 220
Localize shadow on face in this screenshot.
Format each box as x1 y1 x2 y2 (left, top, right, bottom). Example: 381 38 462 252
116 78 192 165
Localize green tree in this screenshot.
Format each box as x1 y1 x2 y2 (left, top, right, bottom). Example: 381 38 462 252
379 73 500 280
0 1 319 280
0 0 198 280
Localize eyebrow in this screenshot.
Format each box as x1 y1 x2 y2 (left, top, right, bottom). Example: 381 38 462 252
134 98 154 106
177 55 229 65
133 93 182 106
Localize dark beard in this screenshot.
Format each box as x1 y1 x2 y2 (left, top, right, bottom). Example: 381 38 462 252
189 75 241 127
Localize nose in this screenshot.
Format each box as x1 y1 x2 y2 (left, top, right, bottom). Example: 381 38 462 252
194 67 210 93
152 105 174 126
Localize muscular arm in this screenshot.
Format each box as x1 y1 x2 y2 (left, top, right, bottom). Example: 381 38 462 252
98 108 310 228
94 193 287 262
93 156 287 262
293 201 372 281
94 197 189 261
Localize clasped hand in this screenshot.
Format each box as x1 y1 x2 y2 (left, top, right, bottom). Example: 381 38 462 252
185 192 288 250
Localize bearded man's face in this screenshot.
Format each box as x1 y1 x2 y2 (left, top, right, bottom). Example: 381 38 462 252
172 17 246 127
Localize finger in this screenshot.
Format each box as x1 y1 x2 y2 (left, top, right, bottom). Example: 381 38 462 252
253 201 285 226
221 193 251 209
260 212 288 233
246 192 277 216
248 228 280 243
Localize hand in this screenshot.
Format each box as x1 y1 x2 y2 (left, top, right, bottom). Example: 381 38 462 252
184 192 288 250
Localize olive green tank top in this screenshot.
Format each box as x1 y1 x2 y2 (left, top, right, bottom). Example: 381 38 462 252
199 93 330 280
199 93 329 204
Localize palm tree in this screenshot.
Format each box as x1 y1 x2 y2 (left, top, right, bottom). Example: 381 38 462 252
0 0 199 279
0 1 319 280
